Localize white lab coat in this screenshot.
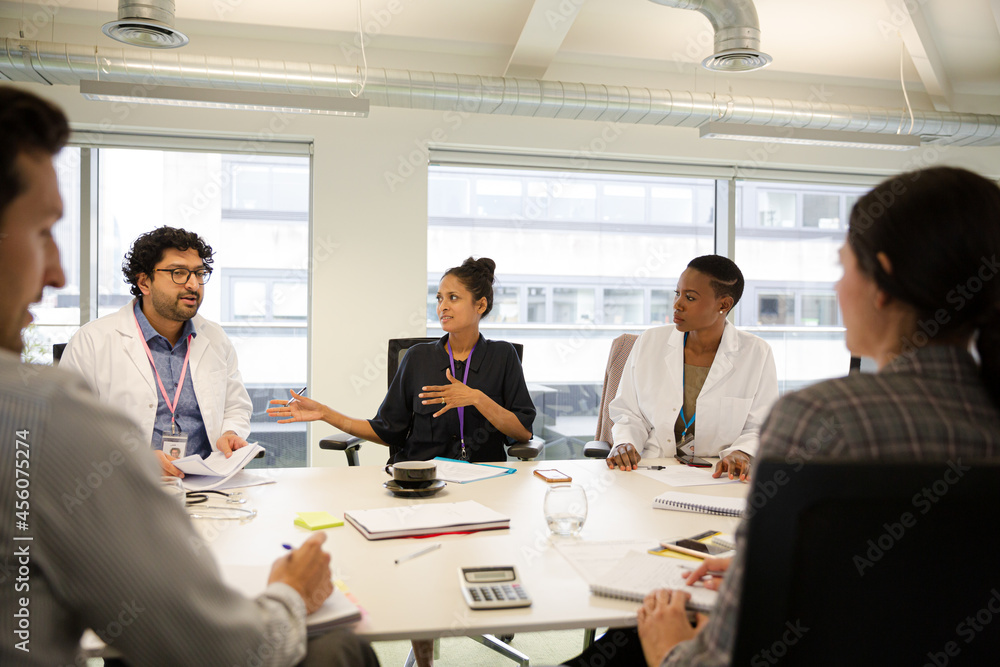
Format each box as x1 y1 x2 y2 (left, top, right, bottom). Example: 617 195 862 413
59 301 252 450
609 322 778 459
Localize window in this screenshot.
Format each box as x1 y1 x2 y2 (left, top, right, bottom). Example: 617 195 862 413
758 293 795 326
427 166 715 458
802 293 839 326
24 148 82 365
484 286 520 324
736 180 868 391
41 144 311 468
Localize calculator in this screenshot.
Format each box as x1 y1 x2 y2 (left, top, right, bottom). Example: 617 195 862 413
459 566 532 609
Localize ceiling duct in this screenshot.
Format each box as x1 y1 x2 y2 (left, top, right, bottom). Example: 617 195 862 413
1 39 998 146
103 0 188 49
649 0 771 72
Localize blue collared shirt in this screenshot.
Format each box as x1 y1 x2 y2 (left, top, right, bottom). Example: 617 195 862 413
133 300 211 458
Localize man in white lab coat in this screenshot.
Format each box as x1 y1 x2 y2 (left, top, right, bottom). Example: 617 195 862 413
61 226 252 476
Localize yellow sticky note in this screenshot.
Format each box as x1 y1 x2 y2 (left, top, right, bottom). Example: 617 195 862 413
294 511 344 530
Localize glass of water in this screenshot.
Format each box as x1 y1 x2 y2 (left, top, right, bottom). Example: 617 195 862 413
544 484 588 536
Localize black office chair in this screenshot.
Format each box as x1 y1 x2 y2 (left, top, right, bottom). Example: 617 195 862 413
733 460 1000 666
52 343 66 363
320 337 542 465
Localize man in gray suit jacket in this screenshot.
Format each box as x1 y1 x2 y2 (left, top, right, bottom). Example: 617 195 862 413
0 85 377 667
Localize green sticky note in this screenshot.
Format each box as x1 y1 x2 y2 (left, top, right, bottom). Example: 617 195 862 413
294 511 344 530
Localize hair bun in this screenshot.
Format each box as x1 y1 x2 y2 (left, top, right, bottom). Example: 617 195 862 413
462 256 496 283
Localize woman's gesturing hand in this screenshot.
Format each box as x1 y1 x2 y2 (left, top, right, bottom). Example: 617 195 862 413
266 389 325 423
419 369 481 418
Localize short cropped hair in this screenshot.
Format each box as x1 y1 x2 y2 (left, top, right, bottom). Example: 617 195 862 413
687 255 745 307
0 87 70 224
123 227 215 297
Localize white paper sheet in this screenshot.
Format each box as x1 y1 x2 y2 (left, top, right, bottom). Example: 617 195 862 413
637 466 740 487
431 457 516 483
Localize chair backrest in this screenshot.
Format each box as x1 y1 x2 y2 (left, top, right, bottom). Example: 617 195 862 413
386 337 524 388
594 333 638 442
52 343 67 364
733 460 1000 666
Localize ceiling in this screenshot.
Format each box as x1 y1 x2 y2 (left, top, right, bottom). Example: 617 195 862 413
2 0 999 112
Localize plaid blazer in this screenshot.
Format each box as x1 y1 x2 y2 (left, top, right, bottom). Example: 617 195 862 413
663 344 1000 666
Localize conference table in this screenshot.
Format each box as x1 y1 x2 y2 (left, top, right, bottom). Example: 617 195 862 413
199 458 748 644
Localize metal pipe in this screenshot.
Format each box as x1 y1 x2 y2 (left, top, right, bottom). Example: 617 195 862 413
2 38 997 146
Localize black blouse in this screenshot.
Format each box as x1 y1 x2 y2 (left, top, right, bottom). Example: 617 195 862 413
368 334 536 463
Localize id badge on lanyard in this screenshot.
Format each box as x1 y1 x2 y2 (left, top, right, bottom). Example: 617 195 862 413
134 311 193 460
162 428 189 459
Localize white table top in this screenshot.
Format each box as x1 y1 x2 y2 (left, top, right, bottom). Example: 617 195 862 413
201 459 748 641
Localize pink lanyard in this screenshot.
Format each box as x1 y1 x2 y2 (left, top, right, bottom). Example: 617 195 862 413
133 313 192 434
447 338 478 460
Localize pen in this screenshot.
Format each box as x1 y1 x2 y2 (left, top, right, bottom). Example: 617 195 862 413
287 386 307 405
282 543 294 550
638 465 665 470
394 542 441 565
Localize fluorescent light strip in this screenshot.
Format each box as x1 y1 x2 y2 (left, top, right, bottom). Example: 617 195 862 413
699 122 919 151
80 80 369 117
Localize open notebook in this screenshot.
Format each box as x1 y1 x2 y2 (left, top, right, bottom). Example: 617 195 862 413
222 565 362 635
588 550 719 612
652 491 746 517
79 575 361 656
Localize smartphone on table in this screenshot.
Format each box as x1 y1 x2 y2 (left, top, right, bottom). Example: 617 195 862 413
674 453 713 468
659 530 735 559
533 469 572 483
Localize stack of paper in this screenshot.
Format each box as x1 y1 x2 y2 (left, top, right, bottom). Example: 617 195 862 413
344 500 509 540
174 443 266 491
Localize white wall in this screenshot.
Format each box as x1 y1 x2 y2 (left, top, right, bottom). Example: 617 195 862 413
10 22 1000 466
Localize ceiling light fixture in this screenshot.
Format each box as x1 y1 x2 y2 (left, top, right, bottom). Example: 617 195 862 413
102 0 188 49
699 122 920 151
80 81 370 117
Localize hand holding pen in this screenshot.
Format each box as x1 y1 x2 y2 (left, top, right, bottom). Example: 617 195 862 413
287 386 307 405
267 387 327 424
683 556 732 591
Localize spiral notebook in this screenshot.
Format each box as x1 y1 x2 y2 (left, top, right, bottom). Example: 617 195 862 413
652 491 746 517
588 550 718 612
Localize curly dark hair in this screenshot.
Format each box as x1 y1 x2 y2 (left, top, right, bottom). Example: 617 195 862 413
443 257 496 317
123 227 215 297
0 87 70 225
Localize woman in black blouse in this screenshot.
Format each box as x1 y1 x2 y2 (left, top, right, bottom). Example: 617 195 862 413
268 257 535 463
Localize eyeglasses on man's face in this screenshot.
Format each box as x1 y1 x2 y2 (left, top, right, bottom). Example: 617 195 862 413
155 268 212 285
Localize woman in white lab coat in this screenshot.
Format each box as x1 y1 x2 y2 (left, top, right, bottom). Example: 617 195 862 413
606 255 779 481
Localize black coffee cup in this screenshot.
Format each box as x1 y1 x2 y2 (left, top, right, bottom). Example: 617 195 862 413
385 460 437 489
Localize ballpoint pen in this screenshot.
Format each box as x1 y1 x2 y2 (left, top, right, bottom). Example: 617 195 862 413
394 542 441 565
638 465 665 470
286 386 307 405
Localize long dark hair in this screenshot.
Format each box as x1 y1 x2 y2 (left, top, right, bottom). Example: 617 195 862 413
848 166 1000 407
443 257 496 317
